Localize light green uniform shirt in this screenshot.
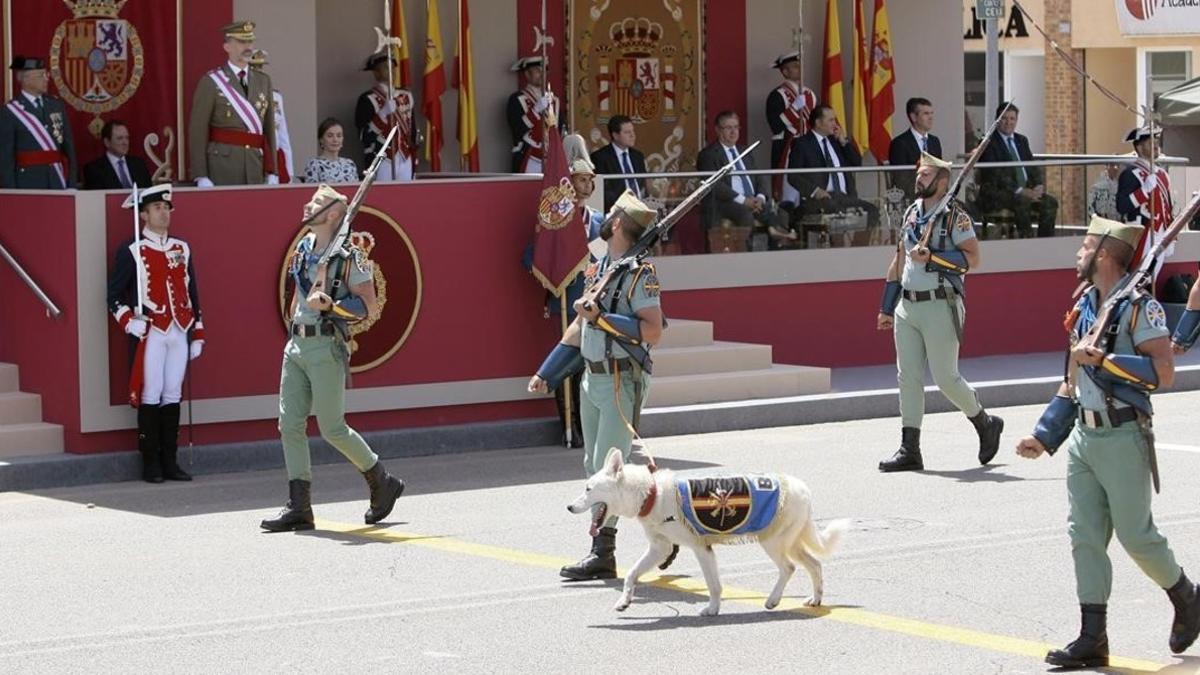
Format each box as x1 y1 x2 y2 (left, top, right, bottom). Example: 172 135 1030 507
289 233 373 326
900 201 976 292
1075 288 1168 411
580 257 661 363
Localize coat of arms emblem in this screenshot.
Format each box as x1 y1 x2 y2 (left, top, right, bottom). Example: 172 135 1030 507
49 0 144 133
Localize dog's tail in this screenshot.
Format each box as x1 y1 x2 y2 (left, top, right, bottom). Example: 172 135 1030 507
799 518 851 559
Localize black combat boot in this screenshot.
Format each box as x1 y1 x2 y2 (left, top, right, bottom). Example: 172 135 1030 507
878 427 923 472
158 403 192 482
969 409 1005 465
137 404 164 483
1166 570 1200 653
260 479 315 532
362 460 405 525
1045 604 1109 668
560 527 617 581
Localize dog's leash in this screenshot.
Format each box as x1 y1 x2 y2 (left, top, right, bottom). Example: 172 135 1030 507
611 361 658 473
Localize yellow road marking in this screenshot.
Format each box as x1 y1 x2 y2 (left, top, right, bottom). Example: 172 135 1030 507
316 520 1182 673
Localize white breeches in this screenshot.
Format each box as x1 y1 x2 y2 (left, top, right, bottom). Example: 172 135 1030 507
524 157 543 175
142 323 188 405
378 156 413 182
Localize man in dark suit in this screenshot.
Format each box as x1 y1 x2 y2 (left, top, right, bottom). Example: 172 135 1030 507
697 110 794 247
976 102 1058 237
83 120 154 190
590 115 646 213
0 56 77 189
888 97 942 201
788 104 879 229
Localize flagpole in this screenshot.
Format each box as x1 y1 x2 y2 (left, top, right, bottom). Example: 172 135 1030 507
560 293 573 447
384 0 400 176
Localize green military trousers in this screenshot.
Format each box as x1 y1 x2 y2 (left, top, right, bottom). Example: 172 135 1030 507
278 335 378 482
581 366 650 528
894 296 983 428
1065 424 1181 604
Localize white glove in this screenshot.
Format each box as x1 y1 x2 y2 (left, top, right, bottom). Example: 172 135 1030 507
266 174 279 185
379 99 398 117
1142 173 1158 193
533 92 553 115
189 340 204 361
196 177 214 188
789 94 806 112
125 318 148 338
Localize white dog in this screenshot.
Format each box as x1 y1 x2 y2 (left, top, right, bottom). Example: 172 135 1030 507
567 449 849 616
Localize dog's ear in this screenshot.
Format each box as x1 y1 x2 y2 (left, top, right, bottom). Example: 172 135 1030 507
604 448 624 476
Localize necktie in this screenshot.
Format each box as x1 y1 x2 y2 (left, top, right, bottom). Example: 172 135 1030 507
823 138 844 193
1006 136 1027 185
33 97 43 119
728 147 754 198
920 135 927 152
117 157 133 189
620 151 640 196
238 69 247 92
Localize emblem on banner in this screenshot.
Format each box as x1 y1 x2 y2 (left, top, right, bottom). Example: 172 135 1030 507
537 177 577 232
49 0 145 131
594 18 677 124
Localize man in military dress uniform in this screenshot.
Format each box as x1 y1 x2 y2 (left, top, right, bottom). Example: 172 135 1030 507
507 56 554 174
261 185 405 532
188 21 278 187
527 191 663 580
1017 216 1200 668
764 51 817 207
876 153 1004 472
106 185 205 483
1116 126 1174 284
0 56 77 189
355 52 417 182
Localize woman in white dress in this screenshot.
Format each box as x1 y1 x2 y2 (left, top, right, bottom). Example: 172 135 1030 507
303 118 360 183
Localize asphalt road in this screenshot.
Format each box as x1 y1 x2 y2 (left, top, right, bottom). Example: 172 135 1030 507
3 393 1200 674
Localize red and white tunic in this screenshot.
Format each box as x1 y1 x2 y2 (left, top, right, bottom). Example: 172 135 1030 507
109 230 205 341
1120 159 1174 272
507 85 547 173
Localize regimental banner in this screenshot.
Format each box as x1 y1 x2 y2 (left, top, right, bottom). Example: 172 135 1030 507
568 0 703 176
1116 0 1200 36
4 0 180 182
277 207 423 374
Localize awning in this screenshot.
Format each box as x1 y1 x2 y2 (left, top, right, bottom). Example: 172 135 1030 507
1158 77 1200 126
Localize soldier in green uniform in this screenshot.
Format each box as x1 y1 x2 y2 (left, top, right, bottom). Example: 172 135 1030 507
188 21 278 187
1017 216 1200 668
527 191 663 581
877 152 1004 472
261 185 405 532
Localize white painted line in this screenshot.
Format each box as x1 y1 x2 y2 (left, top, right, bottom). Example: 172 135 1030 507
1158 443 1200 454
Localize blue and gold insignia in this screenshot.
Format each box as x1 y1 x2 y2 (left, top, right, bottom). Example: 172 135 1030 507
1145 298 1167 331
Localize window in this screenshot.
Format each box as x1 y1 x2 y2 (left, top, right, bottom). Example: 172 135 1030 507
1142 50 1192 105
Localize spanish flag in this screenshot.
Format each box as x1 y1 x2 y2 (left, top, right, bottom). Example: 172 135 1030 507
454 0 479 171
850 0 870 155
390 0 411 89
423 0 446 172
868 0 896 162
821 0 845 133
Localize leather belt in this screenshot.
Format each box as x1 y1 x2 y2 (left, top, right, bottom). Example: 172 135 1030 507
1078 406 1138 429
291 323 336 337
209 127 266 150
586 358 633 375
903 287 953 302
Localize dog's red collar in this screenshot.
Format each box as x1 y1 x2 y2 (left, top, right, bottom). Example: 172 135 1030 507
638 482 657 518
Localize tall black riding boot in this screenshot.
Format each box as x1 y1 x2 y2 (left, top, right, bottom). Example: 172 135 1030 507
1045 604 1109 668
137 404 164 483
1166 570 1200 653
560 527 617 581
362 460 405 525
878 427 923 472
969 409 1005 465
158 403 192 481
260 479 315 532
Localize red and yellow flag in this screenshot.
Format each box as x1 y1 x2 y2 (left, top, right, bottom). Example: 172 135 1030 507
850 0 870 155
453 0 479 172
868 0 896 162
821 0 845 132
423 0 446 172
530 131 589 296
390 0 411 89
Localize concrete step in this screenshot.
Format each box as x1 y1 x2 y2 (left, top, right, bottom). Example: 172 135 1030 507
0 392 42 425
657 319 713 349
645 364 832 408
652 341 773 377
0 363 18 394
0 422 65 459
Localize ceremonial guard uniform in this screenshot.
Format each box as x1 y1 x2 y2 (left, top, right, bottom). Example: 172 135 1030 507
533 192 662 581
248 49 294 183
0 56 76 189
355 52 416 182
261 185 405 532
187 21 277 186
765 52 816 206
507 57 551 174
878 153 1003 472
1020 217 1200 668
106 185 204 483
1117 126 1174 282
